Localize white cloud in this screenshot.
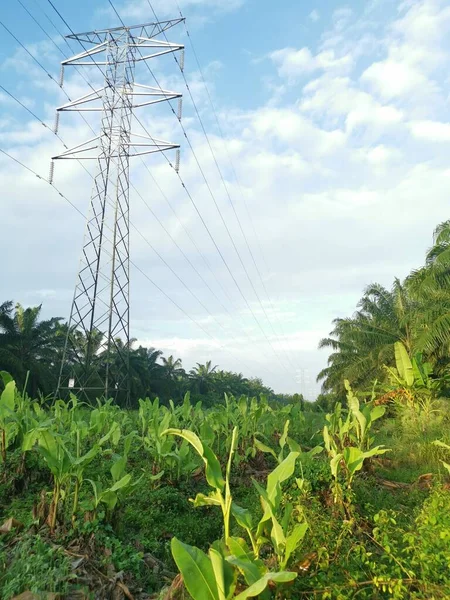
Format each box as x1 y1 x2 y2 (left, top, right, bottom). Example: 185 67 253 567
332 7 353 31
300 75 404 136
361 59 428 100
409 120 450 142
269 47 352 80
355 145 403 168
246 107 346 156
361 0 450 105
309 10 320 22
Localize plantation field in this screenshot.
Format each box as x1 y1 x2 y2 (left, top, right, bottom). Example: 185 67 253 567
0 371 449 600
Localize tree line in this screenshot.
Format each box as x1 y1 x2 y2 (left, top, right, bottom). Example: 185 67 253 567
0 300 295 406
318 219 450 400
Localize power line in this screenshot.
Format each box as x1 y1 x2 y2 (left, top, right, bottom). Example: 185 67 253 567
9 5 278 363
9 4 294 383
175 4 298 371
44 0 295 382
0 147 82 219
146 0 298 374
120 0 297 380
0 146 276 377
39 0 240 316
0 17 102 146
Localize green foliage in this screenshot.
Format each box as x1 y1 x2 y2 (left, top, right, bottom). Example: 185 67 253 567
317 221 450 396
0 535 71 599
1 367 450 599
323 387 389 510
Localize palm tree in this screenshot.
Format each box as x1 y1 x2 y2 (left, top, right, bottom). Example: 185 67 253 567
128 346 164 400
213 370 249 397
317 280 416 393
189 360 218 395
406 220 450 368
161 355 185 381
0 301 63 395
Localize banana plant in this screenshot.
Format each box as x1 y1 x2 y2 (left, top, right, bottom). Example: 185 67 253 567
345 380 386 451
383 341 439 402
164 438 199 482
23 417 121 530
432 440 450 475
143 408 175 475
69 419 121 524
171 537 296 600
254 419 322 465
166 428 301 599
232 451 309 570
323 400 389 510
163 426 237 543
87 436 143 520
24 428 73 532
0 373 17 471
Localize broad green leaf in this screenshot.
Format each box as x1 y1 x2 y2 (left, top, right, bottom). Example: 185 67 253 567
101 490 118 511
350 406 366 440
98 422 117 446
226 557 266 588
163 428 224 491
412 355 426 386
193 492 222 507
231 503 253 530
286 437 301 453
370 405 386 422
111 456 126 482
74 445 99 466
171 538 219 600
323 426 331 452
253 438 277 460
227 537 255 562
22 429 39 452
226 427 238 485
347 392 360 414
394 341 414 386
362 446 390 459
267 452 299 501
226 538 266 590
307 445 323 457
0 381 16 414
270 514 285 554
109 473 131 492
86 478 101 506
284 522 308 567
234 571 297 600
343 447 364 476
37 430 60 472
279 420 290 450
330 453 342 478
0 372 13 386
209 547 236 600
112 424 121 446
281 502 293 535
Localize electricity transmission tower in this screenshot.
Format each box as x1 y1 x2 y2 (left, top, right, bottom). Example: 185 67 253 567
53 20 184 404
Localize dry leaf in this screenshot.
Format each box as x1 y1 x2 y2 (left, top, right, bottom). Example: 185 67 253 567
0 517 24 534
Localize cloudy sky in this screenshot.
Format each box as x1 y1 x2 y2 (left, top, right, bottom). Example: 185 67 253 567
1 0 450 396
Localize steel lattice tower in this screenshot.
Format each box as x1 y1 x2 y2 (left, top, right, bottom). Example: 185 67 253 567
53 20 184 403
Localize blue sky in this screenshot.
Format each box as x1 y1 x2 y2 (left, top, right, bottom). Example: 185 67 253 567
2 0 450 396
